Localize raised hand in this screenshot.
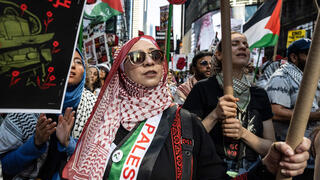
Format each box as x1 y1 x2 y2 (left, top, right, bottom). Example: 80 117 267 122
262 137 310 177
34 113 57 147
56 107 75 147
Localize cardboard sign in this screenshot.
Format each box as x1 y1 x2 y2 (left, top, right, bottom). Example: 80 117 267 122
160 5 169 31
168 54 187 71
84 38 96 61
286 29 306 48
155 26 173 52
93 33 110 65
0 0 85 113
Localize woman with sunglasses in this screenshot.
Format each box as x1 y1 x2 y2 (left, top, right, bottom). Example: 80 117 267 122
183 32 276 177
62 35 309 180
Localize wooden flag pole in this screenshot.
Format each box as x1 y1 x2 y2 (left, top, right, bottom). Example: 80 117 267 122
276 0 320 179
220 0 233 95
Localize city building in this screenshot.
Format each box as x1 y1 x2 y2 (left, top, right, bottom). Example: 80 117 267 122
275 0 317 57
182 0 317 58
131 0 144 38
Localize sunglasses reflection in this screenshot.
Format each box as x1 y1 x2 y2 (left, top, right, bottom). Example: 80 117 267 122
127 50 164 65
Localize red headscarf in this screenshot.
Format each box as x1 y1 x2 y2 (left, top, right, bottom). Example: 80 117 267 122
63 35 172 179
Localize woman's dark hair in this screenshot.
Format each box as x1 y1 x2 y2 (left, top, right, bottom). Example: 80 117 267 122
98 66 109 81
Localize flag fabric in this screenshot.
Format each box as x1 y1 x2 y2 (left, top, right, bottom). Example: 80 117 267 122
243 0 282 50
84 0 124 25
77 20 84 51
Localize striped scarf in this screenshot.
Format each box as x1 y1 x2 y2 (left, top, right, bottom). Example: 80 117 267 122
281 62 320 110
216 74 251 111
0 113 46 179
176 75 198 101
71 88 97 139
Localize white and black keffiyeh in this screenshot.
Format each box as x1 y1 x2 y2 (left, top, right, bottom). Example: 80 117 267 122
72 88 97 139
266 62 320 142
0 113 47 179
0 113 39 152
216 73 251 111
267 63 320 110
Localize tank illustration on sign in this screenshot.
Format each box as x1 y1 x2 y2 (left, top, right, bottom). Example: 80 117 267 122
0 0 54 80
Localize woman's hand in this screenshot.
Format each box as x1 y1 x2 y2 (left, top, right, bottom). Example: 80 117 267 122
56 107 75 147
213 95 238 120
34 114 56 147
262 137 310 177
202 95 239 133
215 95 239 138
221 118 244 140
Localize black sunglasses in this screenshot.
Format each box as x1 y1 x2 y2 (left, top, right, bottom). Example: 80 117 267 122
127 50 164 65
199 60 211 66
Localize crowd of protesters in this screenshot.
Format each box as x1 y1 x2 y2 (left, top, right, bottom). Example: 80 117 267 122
0 33 319 180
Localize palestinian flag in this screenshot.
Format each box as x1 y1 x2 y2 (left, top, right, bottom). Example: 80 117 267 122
84 0 124 24
243 0 282 50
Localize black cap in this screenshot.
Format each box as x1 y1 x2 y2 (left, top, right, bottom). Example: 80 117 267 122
287 38 311 57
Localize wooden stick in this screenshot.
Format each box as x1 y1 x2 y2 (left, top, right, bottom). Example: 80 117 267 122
276 0 320 179
220 0 233 95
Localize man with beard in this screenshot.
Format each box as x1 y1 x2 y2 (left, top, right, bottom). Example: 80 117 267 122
175 50 213 104
266 38 320 179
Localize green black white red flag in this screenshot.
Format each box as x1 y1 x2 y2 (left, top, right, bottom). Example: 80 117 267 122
243 0 282 50
84 0 124 25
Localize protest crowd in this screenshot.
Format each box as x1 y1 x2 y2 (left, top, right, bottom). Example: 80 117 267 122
1 0 320 180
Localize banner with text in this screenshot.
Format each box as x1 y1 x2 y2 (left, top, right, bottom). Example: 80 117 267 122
286 29 306 48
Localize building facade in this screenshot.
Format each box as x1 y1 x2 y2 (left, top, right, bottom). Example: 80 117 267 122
131 0 144 38
275 0 317 57
183 0 317 58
